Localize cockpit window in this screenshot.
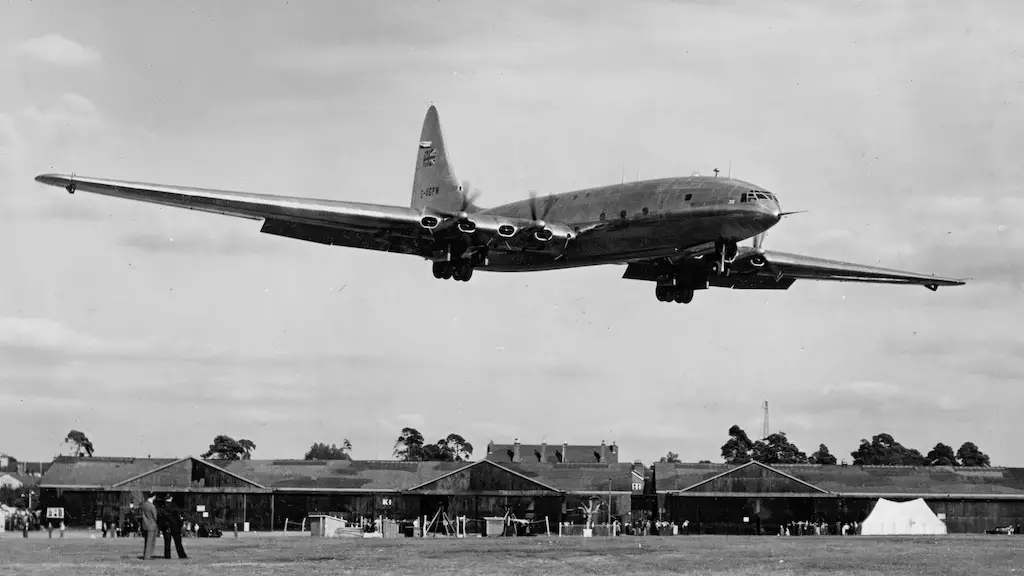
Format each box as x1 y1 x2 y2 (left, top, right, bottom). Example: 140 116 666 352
741 190 776 202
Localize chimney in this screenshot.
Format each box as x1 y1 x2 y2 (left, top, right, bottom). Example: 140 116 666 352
600 440 606 463
540 442 547 462
561 441 568 463
16 461 26 475
513 438 521 463
487 441 494 455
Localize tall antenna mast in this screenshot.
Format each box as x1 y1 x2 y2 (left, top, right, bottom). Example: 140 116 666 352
728 159 733 179
621 165 625 184
762 401 769 439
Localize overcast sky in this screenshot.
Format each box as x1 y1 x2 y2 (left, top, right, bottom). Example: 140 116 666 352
1 0 1021 467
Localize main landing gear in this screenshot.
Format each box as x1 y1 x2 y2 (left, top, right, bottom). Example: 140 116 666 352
432 259 474 282
655 285 694 304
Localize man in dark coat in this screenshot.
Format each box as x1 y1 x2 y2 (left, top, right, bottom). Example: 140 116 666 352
160 494 188 559
139 492 159 559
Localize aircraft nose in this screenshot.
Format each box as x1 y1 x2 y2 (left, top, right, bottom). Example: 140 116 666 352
753 200 781 229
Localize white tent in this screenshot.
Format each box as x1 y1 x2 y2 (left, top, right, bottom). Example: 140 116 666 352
860 497 947 535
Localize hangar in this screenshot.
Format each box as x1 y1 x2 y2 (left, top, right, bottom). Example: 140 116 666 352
37 455 639 532
653 460 1024 534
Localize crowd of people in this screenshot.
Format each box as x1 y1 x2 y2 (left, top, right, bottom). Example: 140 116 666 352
779 520 862 536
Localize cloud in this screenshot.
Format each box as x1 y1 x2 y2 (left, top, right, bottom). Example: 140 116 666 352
13 34 101 66
0 317 106 354
0 93 107 213
118 230 285 256
887 334 1024 383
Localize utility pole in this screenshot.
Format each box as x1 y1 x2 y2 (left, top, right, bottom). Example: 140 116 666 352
607 478 612 529
762 401 770 440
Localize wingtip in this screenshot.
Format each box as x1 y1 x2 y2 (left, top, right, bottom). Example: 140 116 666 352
35 173 66 186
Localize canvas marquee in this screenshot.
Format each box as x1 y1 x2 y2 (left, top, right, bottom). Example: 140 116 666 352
860 497 947 535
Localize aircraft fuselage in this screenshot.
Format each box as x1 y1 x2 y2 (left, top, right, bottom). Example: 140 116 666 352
478 175 782 271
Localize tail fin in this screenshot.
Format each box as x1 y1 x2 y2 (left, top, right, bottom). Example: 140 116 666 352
411 105 469 213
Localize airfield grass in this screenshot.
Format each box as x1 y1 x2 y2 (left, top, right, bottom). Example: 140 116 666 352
1 532 1021 576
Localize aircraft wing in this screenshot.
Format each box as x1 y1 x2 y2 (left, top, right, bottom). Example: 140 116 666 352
33 173 443 256
726 249 966 291
33 174 573 258
623 247 965 291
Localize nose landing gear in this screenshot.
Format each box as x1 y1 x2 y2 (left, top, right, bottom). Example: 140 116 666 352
711 241 740 276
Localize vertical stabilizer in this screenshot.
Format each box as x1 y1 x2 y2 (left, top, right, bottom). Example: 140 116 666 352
411 106 465 213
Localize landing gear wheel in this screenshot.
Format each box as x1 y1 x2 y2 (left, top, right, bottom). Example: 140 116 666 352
452 266 464 281
461 265 474 282
432 262 444 279
656 285 695 304
655 286 671 301
442 263 453 279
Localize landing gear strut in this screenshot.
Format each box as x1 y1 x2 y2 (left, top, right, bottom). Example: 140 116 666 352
710 241 739 276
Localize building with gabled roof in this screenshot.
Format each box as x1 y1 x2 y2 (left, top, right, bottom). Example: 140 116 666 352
38 455 638 531
485 439 619 464
653 460 1024 534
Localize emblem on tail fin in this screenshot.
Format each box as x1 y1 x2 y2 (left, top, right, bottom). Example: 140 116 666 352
422 148 437 167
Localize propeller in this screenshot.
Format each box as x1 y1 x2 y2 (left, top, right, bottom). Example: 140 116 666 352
458 180 481 213
527 190 555 228
422 181 482 232
524 190 559 241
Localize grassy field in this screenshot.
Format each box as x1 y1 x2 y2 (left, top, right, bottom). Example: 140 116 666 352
1 532 1021 575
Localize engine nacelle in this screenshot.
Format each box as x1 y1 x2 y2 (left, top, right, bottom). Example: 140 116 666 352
497 224 517 238
457 221 477 233
420 215 440 229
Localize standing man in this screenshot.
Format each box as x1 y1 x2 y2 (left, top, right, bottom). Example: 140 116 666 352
161 494 188 559
139 492 159 560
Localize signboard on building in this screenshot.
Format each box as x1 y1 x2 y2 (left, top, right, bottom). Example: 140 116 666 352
46 507 64 519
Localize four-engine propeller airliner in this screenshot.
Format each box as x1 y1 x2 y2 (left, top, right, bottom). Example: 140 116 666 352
34 105 965 304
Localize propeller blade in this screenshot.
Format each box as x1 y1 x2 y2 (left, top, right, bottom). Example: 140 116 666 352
779 210 807 217
460 180 481 212
540 193 555 220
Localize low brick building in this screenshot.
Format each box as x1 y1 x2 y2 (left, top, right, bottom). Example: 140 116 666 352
485 440 620 464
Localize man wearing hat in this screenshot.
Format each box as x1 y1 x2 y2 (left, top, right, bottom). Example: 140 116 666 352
139 492 159 560
160 493 188 559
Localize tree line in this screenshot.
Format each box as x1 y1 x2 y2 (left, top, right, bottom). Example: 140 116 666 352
660 425 992 467
51 426 475 463
60 424 990 468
